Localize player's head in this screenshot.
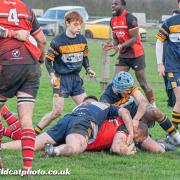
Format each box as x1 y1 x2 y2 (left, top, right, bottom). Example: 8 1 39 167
64 11 83 35
112 0 126 16
177 0 180 8
112 72 134 94
173 9 180 15
83 96 98 103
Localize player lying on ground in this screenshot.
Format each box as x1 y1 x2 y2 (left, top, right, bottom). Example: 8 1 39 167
1 99 174 155
1 96 135 156
100 72 180 145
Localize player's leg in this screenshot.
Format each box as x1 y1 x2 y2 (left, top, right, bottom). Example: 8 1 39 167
35 74 70 135
114 56 130 75
53 133 87 156
17 91 36 170
1 105 21 140
131 55 155 106
143 104 180 144
2 132 56 151
71 74 87 105
72 93 87 105
172 87 180 129
0 97 5 168
35 96 64 134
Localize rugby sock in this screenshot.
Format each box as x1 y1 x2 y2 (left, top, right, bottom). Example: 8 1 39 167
145 90 155 104
3 127 22 140
172 111 180 129
1 105 19 128
159 115 178 137
3 128 12 138
0 120 3 147
21 129 35 170
35 126 42 135
1 105 22 140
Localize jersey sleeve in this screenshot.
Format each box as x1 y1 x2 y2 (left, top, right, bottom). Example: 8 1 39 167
156 21 170 42
30 11 41 35
108 105 120 118
130 86 140 96
45 39 60 61
126 13 138 31
83 37 89 57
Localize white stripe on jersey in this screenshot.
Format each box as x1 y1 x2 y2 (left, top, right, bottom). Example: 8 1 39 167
62 52 83 63
169 33 180 43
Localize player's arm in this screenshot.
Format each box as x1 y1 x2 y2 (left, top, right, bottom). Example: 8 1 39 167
45 40 59 86
102 19 118 51
132 88 147 127
83 41 96 78
117 107 134 145
0 26 30 41
155 22 169 77
30 11 46 63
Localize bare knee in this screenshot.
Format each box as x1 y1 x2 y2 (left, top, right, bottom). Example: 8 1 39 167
51 109 61 118
147 107 164 121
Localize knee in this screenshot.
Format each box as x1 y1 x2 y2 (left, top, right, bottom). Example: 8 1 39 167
51 109 61 118
149 108 164 121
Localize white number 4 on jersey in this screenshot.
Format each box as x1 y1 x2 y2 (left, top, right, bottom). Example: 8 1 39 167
8 8 19 25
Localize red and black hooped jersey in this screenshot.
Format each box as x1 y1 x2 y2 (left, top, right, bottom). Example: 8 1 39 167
110 9 144 58
0 0 41 64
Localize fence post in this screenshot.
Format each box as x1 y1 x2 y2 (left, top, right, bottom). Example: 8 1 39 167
100 50 110 90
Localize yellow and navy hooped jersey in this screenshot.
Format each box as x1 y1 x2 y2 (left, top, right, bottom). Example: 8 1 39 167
156 14 180 72
72 101 120 128
46 32 88 75
100 83 138 106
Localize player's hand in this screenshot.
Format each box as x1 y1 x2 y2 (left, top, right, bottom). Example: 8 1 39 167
132 119 139 129
50 73 58 87
127 133 134 146
158 64 165 77
102 42 114 51
14 30 30 41
126 143 137 155
87 68 96 78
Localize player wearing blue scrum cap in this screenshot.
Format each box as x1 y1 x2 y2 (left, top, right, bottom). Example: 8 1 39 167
100 72 180 146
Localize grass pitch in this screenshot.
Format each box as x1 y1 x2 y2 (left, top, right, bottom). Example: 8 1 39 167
1 28 180 180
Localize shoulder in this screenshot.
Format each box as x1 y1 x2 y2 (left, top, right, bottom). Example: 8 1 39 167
51 33 65 44
77 34 87 43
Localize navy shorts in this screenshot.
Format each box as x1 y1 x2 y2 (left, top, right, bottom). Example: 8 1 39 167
46 114 93 145
116 55 146 71
53 74 85 98
0 64 41 98
167 72 180 90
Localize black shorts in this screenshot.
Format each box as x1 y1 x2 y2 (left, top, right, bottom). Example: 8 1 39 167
53 74 85 98
116 55 146 71
46 114 93 145
0 64 41 98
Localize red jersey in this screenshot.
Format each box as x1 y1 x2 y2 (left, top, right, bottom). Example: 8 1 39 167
110 9 144 58
0 0 42 64
87 119 125 151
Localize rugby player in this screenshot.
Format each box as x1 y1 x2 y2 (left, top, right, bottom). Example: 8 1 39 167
0 0 46 170
156 1 180 143
34 11 96 135
100 72 180 145
102 0 155 107
1 96 136 156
